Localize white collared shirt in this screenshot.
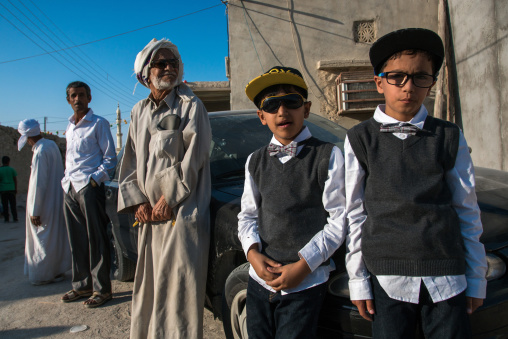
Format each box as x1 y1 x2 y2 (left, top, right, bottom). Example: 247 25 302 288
345 104 488 303
238 127 347 294
61 108 117 193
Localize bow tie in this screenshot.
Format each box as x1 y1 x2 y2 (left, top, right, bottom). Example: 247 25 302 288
267 141 305 157
380 122 420 135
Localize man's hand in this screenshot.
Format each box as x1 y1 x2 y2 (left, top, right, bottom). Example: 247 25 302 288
135 203 153 223
151 196 172 222
247 246 282 282
351 299 375 321
30 216 41 226
466 297 483 314
265 259 311 291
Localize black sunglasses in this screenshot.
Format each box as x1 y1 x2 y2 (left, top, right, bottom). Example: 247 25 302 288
150 59 179 70
259 93 306 113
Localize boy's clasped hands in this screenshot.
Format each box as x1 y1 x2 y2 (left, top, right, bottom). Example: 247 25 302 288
247 244 311 291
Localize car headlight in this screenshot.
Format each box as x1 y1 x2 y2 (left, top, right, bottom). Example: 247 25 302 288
328 271 350 298
486 253 506 281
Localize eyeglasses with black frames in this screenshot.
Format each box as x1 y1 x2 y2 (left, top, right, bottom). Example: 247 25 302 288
150 59 179 70
377 72 436 88
259 93 306 113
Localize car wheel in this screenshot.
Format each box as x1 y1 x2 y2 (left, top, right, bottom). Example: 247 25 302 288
222 262 250 339
113 234 136 282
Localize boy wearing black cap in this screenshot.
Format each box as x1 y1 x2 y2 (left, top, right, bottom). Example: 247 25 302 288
238 66 347 338
345 28 487 338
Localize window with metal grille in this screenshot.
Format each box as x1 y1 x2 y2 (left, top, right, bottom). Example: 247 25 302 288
336 71 385 114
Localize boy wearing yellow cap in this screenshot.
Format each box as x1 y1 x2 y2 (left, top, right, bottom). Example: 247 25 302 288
238 66 347 338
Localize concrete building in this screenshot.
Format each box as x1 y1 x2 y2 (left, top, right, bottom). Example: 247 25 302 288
447 0 508 170
226 0 440 129
225 0 507 170
187 81 231 112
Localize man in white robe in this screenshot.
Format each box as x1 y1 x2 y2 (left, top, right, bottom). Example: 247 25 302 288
118 38 212 339
18 119 71 285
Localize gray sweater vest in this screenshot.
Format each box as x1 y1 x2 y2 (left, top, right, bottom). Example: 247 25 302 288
249 137 334 264
347 116 465 276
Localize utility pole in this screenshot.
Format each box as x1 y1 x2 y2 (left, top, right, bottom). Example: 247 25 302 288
44 117 47 133
116 104 123 154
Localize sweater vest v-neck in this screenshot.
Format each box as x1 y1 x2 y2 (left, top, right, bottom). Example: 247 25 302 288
248 137 334 265
347 116 465 276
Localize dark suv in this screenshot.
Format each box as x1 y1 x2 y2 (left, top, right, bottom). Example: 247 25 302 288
105 110 508 338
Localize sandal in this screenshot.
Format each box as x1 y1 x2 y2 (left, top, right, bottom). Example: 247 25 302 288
83 292 112 308
61 289 93 303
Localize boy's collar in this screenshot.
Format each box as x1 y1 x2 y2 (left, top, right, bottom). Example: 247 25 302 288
270 126 311 146
374 104 427 129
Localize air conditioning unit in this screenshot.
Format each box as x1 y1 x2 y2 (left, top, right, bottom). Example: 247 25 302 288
336 71 384 114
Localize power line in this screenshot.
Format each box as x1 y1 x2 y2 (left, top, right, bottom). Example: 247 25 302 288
0 3 222 64
23 0 145 100
4 0 140 106
0 7 136 109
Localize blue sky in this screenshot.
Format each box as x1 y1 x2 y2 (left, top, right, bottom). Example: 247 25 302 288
0 0 228 136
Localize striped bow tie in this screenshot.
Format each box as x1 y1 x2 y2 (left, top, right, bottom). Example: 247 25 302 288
380 123 420 135
267 142 300 157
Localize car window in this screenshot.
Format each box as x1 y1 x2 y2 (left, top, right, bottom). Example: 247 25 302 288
209 113 347 183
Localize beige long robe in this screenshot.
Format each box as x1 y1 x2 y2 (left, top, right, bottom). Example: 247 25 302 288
118 83 211 339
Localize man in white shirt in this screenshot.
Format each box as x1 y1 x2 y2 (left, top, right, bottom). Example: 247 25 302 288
60 81 117 308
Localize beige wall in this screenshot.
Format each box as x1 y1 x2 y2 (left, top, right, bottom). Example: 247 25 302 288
448 0 508 170
228 0 439 127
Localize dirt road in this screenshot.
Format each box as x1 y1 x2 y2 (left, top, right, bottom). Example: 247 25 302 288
0 198 226 338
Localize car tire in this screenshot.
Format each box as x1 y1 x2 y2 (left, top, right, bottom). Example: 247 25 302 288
113 234 136 282
222 262 250 339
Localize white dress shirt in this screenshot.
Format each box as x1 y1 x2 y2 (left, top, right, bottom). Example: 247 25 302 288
345 104 488 303
238 126 347 294
62 109 117 193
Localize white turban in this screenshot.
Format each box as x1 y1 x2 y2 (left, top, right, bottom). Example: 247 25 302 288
134 38 184 89
18 119 41 151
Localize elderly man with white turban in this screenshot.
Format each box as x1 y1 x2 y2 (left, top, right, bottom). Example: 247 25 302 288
118 38 212 339
18 119 71 285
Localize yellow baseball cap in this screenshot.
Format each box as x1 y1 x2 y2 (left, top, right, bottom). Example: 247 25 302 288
245 66 308 102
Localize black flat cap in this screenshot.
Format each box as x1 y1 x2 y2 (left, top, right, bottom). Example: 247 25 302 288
369 28 444 75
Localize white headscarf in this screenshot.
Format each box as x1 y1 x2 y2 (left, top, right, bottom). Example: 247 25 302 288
134 38 184 89
18 119 41 151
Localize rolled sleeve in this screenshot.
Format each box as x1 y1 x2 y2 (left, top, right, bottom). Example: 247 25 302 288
93 118 117 185
299 146 347 272
447 131 488 299
238 155 263 258
344 136 373 300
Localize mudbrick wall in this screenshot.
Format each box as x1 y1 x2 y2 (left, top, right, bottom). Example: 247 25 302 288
0 125 66 194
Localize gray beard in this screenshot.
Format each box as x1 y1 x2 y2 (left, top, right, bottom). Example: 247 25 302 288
151 76 177 90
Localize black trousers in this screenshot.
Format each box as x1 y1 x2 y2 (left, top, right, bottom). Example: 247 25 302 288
371 275 471 339
1 191 17 222
246 277 327 339
63 183 111 294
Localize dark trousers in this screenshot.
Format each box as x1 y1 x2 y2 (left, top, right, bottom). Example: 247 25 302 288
63 183 111 294
1 191 17 222
246 276 327 339
371 275 471 339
